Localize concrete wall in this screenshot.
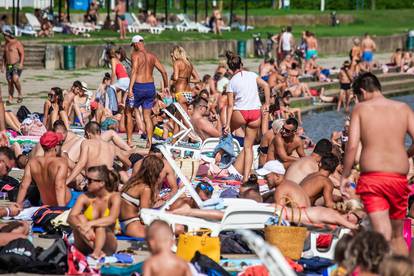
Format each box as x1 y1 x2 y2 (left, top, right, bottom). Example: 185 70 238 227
319 34 406 55
48 33 406 69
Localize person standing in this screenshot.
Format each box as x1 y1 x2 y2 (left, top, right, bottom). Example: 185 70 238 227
303 31 318 62
278 26 294 60
2 30 24 104
115 0 127 40
340 72 414 256
127 35 168 148
361 33 376 72
224 51 270 182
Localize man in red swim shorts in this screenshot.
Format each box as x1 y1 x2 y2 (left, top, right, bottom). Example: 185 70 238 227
341 72 414 256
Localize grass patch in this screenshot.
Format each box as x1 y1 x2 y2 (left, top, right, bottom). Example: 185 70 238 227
12 9 414 45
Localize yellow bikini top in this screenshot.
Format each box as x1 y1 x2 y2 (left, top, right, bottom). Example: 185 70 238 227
83 204 110 221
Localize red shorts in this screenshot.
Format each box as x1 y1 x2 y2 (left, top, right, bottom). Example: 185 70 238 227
238 109 261 124
357 172 409 220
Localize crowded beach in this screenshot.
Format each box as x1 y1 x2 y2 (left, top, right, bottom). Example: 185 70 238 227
0 17 414 275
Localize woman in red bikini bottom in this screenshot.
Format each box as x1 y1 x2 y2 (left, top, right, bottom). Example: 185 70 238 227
224 51 270 182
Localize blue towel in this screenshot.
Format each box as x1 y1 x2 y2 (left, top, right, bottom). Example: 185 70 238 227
213 134 236 169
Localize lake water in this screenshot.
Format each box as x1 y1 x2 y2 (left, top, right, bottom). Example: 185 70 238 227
302 94 414 146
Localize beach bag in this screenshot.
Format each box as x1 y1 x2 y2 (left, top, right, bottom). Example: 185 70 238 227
177 229 220 263
264 198 307 260
32 206 69 233
175 158 200 181
16 105 31 122
191 251 230 276
0 238 36 273
37 239 67 273
20 114 47 136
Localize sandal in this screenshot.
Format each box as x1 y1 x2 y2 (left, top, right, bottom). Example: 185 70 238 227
17 97 23 104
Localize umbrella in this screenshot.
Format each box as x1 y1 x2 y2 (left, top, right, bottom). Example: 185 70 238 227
194 0 198 22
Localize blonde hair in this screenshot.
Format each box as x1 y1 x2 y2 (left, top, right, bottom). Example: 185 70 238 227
353 38 360 46
171 46 190 64
272 119 285 133
335 199 364 213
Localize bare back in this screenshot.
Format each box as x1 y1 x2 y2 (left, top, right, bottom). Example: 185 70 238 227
29 157 70 205
132 51 156 83
300 173 333 205
361 38 376 52
355 98 411 174
83 140 116 169
173 59 193 92
144 253 191 276
275 180 311 207
284 156 319 184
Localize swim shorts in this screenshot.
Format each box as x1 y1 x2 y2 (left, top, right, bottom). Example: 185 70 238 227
362 51 373 62
357 172 410 220
128 82 156 109
239 109 261 124
305 49 318 61
118 14 126 21
261 75 269 82
340 83 351 90
6 63 22 81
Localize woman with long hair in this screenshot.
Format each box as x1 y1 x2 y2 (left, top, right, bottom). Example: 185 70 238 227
170 46 200 112
108 47 130 104
68 165 121 259
43 87 70 130
119 155 164 237
224 51 270 182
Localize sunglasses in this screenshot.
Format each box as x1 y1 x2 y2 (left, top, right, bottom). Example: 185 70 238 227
199 182 214 193
86 177 103 184
282 126 296 134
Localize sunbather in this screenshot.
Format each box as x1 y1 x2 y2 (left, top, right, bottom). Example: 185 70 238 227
68 165 120 259
143 220 192 276
120 155 164 238
0 203 29 246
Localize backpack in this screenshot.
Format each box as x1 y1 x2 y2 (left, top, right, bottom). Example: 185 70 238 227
191 251 230 276
0 238 36 273
32 206 69 233
16 105 31 123
20 114 47 136
37 239 68 273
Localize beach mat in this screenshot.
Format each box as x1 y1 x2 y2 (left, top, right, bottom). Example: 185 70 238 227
32 226 145 241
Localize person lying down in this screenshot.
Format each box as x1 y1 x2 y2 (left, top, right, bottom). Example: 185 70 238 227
168 179 361 230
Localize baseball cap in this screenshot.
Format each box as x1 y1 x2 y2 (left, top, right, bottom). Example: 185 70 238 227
2 28 14 38
256 160 286 176
131 35 144 45
80 81 88 92
40 131 64 150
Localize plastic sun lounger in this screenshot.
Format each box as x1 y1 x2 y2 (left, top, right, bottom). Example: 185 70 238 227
141 202 275 237
176 14 211 33
129 13 164 34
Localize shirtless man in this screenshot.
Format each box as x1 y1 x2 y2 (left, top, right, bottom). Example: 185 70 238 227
190 96 221 140
361 33 377 72
304 31 318 62
128 35 169 148
267 117 306 168
17 131 71 207
337 61 353 113
285 138 332 184
258 119 284 167
2 30 24 104
300 154 339 208
115 0 127 39
340 72 414 256
65 121 130 185
257 160 310 207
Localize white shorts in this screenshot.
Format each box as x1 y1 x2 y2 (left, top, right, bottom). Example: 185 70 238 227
113 77 130 92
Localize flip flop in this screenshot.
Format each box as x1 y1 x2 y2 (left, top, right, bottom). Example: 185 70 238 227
17 97 23 104
5 100 13 106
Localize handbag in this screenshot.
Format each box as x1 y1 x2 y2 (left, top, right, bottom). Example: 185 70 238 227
176 229 220 263
264 197 307 260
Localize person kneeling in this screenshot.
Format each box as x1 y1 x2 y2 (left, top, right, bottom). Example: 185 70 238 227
68 166 121 259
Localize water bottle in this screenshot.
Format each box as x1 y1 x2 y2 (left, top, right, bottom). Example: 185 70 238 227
28 224 33 243
127 90 134 109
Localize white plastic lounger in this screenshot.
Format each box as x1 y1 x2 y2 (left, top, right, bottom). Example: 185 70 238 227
306 228 351 260
141 202 275 236
176 14 211 33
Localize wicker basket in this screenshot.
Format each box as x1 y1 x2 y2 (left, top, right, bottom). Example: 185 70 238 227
175 158 200 181
265 199 307 260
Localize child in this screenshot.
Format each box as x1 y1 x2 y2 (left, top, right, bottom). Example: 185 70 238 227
143 220 192 276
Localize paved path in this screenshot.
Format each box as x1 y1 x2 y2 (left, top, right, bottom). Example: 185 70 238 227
1 53 391 114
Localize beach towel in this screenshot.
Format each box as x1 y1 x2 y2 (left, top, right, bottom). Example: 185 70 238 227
101 261 143 276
